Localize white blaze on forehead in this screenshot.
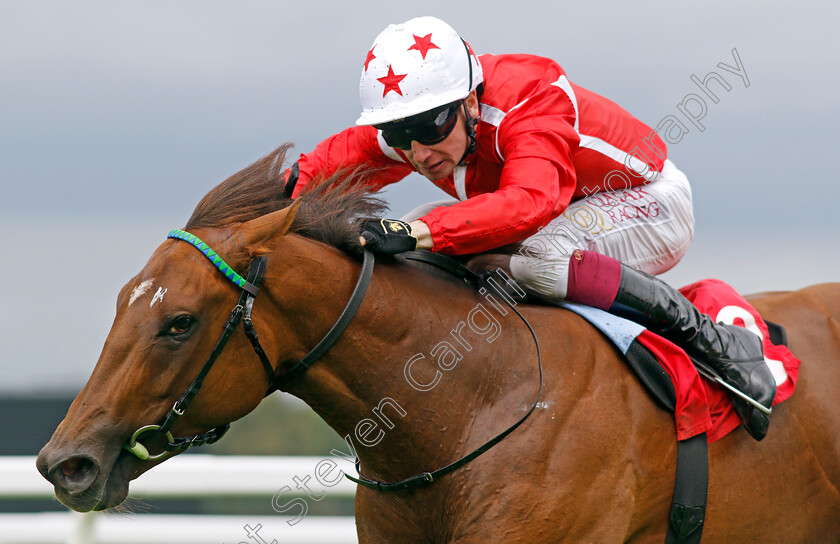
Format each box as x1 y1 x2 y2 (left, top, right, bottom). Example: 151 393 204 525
150 287 168 308
128 279 155 306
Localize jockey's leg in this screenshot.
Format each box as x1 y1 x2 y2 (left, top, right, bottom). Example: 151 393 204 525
507 160 697 300
505 160 775 440
569 251 775 441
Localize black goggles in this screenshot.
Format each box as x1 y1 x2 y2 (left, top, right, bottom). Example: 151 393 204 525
377 101 462 150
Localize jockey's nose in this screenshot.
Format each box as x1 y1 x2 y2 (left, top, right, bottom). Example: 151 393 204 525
410 140 433 161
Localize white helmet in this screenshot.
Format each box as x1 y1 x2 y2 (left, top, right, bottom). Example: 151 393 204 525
356 16 483 126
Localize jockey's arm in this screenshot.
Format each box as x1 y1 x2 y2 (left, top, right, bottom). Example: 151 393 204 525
287 125 413 198
414 96 580 254
418 149 578 255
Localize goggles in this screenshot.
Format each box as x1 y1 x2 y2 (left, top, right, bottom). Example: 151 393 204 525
377 101 462 150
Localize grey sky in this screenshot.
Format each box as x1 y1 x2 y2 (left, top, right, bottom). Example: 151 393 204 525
1 1 838 393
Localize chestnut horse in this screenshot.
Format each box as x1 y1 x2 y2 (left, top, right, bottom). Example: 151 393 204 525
38 147 840 542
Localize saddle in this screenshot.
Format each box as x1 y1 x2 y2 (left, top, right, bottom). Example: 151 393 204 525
399 250 800 544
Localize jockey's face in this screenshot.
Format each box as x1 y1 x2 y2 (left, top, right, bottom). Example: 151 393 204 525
403 92 479 182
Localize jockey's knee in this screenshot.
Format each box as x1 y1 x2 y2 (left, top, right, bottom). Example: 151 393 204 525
509 252 573 299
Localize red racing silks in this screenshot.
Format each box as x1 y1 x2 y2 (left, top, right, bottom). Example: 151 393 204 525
291 53 666 255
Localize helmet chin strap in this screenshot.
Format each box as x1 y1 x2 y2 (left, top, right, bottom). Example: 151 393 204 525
459 100 478 165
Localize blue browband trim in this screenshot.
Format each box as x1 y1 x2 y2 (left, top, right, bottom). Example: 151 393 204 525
167 229 257 295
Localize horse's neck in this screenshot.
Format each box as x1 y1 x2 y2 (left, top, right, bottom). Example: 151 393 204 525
271 236 535 481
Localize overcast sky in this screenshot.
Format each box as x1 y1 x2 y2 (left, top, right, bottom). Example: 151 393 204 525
1 1 838 394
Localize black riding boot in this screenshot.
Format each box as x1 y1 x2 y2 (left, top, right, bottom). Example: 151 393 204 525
610 266 776 441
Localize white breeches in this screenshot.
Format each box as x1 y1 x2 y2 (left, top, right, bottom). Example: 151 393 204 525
402 159 695 299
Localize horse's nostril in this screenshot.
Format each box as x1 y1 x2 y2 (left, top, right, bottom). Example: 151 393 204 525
62 458 84 478
58 456 97 488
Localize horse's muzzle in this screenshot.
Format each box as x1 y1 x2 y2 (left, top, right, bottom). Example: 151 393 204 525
36 446 110 511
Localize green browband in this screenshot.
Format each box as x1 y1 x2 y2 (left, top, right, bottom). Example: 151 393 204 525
167 229 248 289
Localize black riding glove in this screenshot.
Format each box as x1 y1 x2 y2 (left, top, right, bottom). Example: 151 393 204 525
360 219 418 255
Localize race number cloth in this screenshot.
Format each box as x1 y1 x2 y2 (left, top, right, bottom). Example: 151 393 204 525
563 279 800 443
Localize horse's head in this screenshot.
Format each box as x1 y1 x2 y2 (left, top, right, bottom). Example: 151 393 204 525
36 203 301 512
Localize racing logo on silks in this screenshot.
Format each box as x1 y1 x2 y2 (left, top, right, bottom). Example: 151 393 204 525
380 219 413 235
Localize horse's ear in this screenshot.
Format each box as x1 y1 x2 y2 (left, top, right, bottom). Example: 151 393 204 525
241 200 302 254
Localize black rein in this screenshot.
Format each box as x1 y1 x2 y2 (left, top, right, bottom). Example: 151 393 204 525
126 247 543 495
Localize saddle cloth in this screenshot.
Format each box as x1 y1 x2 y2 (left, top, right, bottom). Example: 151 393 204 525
562 279 801 442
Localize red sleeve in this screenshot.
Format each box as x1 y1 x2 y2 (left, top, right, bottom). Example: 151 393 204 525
291 125 414 198
420 89 580 255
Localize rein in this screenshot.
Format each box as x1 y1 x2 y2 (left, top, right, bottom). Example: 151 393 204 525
343 251 544 491
124 231 543 495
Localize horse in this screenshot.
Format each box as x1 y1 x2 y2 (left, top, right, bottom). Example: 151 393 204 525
37 146 840 542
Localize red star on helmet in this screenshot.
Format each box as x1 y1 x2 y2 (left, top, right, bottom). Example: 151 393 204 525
364 46 376 72
377 65 408 97
408 33 440 60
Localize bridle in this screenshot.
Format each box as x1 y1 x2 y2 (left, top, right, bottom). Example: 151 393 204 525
123 230 542 496
123 229 373 461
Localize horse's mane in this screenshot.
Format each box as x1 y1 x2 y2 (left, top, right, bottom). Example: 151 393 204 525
184 143 521 290
184 144 387 255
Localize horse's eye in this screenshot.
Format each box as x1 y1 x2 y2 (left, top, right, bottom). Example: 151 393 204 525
168 315 193 335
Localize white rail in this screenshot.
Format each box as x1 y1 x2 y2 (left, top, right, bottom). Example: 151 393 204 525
0 455 358 544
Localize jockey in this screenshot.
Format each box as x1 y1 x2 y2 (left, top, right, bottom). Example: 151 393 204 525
283 16 776 440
